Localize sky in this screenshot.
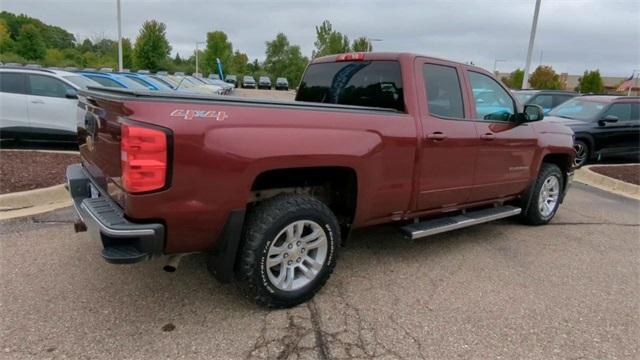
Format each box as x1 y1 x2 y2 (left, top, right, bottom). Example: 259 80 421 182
2 0 639 76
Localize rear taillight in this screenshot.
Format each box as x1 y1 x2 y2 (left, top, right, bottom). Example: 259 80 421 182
121 123 167 193
336 52 365 61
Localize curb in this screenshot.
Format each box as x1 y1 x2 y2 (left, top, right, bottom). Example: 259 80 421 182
574 165 640 201
0 184 71 220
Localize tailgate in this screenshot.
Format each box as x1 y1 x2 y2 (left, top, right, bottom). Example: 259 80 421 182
76 93 126 202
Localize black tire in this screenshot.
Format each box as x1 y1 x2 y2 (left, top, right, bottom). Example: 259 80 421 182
574 139 590 168
519 163 563 225
237 194 340 308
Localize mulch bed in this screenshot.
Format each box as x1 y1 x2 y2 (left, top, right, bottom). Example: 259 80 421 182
0 151 79 194
590 165 640 185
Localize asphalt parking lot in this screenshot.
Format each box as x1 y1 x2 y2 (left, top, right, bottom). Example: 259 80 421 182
1 182 638 359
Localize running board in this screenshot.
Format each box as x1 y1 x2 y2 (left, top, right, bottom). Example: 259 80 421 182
401 206 522 240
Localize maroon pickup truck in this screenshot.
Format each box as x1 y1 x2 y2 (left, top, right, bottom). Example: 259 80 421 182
67 52 575 307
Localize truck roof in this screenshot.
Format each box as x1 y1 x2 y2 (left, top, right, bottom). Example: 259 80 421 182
311 52 476 70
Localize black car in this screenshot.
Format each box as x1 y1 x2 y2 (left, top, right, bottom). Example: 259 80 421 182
275 77 289 91
544 96 640 167
258 76 271 90
514 90 578 114
225 74 237 88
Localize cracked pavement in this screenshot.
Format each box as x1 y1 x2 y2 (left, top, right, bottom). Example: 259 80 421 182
1 183 638 359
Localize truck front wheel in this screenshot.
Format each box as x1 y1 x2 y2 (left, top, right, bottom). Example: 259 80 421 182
520 163 563 225
237 194 339 308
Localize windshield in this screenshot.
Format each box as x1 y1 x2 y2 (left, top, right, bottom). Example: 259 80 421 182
113 75 150 90
150 75 177 89
548 98 607 121
132 75 173 90
515 92 534 103
63 75 100 89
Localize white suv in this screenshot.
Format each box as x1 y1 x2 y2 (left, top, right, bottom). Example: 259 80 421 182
0 67 99 141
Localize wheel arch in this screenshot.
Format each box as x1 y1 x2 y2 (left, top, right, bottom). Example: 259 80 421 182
248 166 359 241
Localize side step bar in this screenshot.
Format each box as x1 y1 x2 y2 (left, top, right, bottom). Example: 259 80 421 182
401 205 522 240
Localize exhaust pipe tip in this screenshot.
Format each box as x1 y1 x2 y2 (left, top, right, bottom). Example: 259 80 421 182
163 255 184 273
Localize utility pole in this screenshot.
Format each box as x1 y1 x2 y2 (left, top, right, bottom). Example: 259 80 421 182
195 41 205 76
522 0 542 89
493 59 507 75
365 37 382 52
117 0 123 72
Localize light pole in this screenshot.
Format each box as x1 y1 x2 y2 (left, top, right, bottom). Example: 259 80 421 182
366 38 382 52
195 41 205 76
116 0 123 71
522 0 542 89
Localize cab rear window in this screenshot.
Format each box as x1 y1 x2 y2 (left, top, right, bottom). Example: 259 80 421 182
296 61 405 112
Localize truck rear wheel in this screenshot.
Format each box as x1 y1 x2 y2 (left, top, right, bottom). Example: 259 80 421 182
237 194 339 308
520 163 563 225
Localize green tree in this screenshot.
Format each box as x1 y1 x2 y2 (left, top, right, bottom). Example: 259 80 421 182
312 20 350 58
77 38 94 53
121 37 133 69
16 24 46 60
351 37 370 52
576 70 604 94
203 31 233 76
246 58 261 76
81 51 99 68
43 48 64 66
0 19 15 54
133 20 171 71
264 33 308 86
230 50 248 75
501 69 524 89
528 65 562 90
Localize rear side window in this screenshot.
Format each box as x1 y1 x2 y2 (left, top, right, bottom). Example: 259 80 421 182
603 103 632 121
531 95 553 110
0 72 27 94
296 60 405 112
28 74 73 98
84 75 125 88
553 95 574 107
423 64 464 118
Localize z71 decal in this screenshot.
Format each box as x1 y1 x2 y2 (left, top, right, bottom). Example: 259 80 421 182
170 109 229 121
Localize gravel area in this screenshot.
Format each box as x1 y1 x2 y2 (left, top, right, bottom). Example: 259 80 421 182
591 164 640 185
0 150 79 194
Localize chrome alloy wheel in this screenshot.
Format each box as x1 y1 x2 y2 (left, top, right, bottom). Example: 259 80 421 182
574 142 587 167
538 175 560 217
266 220 328 291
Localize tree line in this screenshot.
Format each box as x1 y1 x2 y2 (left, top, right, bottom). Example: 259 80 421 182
501 66 606 93
0 11 609 92
0 12 371 86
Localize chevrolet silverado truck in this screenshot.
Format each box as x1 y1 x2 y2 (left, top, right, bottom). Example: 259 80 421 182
67 52 575 308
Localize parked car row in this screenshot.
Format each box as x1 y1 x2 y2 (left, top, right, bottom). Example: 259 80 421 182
239 75 289 90
0 65 234 142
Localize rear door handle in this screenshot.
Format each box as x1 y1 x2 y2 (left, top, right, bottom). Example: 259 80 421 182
427 132 447 141
31 100 45 104
480 133 496 140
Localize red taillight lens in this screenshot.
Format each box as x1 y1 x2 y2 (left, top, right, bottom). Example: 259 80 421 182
121 123 167 193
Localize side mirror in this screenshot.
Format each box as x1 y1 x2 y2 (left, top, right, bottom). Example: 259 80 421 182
522 104 544 122
598 115 618 126
65 89 78 99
